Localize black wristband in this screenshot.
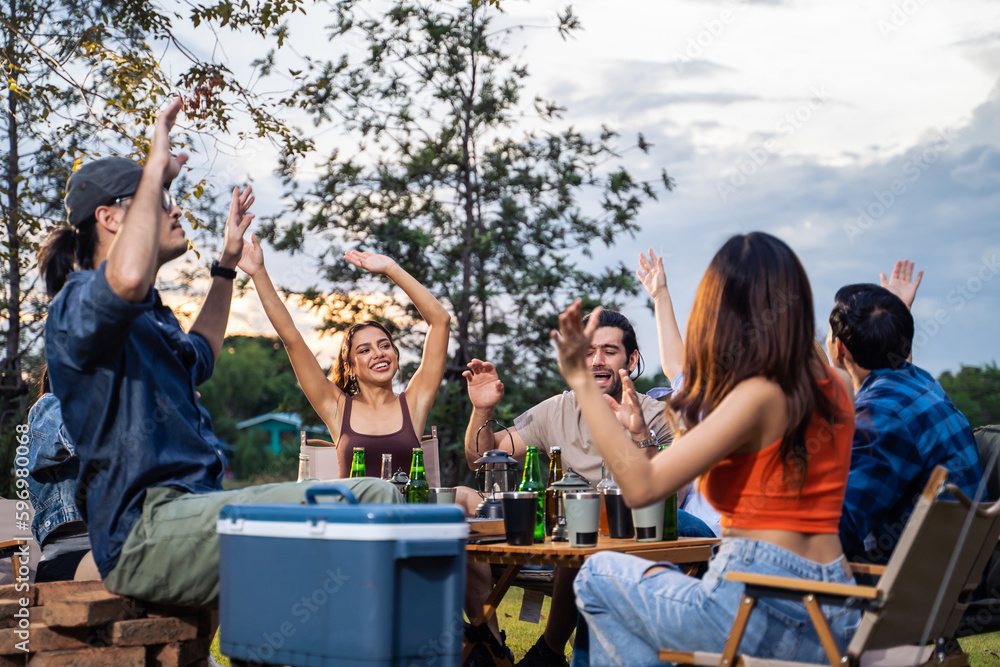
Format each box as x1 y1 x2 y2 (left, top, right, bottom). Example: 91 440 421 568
210 261 238 280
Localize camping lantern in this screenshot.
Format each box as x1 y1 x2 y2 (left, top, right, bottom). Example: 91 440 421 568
548 469 595 542
473 420 520 519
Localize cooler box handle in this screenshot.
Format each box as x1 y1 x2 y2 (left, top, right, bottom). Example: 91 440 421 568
305 484 359 505
395 539 463 559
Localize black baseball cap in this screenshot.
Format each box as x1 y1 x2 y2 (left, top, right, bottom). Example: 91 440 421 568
64 157 143 228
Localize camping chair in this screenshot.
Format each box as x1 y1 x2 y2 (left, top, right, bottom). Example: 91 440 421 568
420 426 442 488
298 427 441 486
956 424 1000 636
659 466 1000 667
299 431 340 480
0 498 39 585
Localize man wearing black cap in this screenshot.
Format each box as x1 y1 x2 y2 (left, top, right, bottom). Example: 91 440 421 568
39 99 397 607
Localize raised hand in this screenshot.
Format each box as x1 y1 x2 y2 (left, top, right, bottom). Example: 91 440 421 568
551 300 601 386
880 259 923 309
345 250 397 275
463 359 505 410
637 248 668 299
237 234 264 277
222 186 255 264
148 98 189 184
604 370 649 437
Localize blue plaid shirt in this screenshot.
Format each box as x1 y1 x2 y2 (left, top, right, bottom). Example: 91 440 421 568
840 362 982 563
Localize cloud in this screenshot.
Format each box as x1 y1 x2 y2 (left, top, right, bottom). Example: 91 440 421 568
618 76 1000 378
951 147 1000 191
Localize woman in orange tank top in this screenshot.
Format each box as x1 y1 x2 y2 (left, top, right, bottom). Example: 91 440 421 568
552 233 859 666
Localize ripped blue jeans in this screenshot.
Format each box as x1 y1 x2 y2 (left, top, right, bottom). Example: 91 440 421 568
572 537 860 667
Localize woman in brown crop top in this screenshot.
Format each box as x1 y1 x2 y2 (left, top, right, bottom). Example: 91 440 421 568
552 233 860 665
239 240 450 478
241 240 510 656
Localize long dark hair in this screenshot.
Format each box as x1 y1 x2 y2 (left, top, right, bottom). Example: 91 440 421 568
330 322 401 396
670 232 844 486
37 222 98 297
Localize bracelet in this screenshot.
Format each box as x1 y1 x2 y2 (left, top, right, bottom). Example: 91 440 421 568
210 261 238 280
634 434 658 449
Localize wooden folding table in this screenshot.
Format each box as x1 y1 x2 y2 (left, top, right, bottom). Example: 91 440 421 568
464 536 720 666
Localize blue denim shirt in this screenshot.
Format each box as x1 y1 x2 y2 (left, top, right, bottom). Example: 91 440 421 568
45 263 226 578
26 393 82 545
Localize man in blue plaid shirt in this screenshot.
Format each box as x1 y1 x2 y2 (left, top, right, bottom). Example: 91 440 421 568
827 262 982 564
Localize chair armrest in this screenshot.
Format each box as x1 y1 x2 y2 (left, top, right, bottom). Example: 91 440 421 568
725 571 880 599
0 538 27 561
849 562 886 576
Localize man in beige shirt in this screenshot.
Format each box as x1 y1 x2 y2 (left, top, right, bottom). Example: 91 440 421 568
463 310 668 667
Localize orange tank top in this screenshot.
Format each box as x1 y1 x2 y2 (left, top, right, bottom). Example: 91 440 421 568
700 376 854 534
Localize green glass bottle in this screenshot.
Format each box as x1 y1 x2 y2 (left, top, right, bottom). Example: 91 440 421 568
350 447 366 478
659 443 678 541
405 448 429 504
518 446 547 543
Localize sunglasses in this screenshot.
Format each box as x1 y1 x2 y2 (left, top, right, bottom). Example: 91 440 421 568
114 189 178 213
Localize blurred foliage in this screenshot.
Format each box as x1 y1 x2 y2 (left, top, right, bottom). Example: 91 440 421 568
198 335 324 482
632 370 671 396
261 1 671 483
0 0 308 495
939 362 1000 430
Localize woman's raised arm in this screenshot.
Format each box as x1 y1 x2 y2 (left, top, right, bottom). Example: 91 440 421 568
240 236 344 429
638 249 685 382
344 251 450 430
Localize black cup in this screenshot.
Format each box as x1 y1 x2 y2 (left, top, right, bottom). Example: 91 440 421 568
501 492 538 546
604 489 635 539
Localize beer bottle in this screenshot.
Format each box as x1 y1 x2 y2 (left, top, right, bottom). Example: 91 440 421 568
296 453 310 483
518 446 547 543
350 447 366 478
659 443 678 541
405 448 429 503
596 460 615 537
297 431 310 483
544 447 564 536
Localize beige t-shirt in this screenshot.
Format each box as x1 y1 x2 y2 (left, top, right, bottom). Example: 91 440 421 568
512 391 670 485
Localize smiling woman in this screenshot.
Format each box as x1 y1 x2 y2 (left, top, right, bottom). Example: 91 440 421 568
238 244 452 478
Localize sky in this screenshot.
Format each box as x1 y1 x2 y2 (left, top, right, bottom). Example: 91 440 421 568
172 0 1000 379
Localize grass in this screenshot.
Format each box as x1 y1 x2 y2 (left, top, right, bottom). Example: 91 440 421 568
211 601 1000 666
960 631 1000 666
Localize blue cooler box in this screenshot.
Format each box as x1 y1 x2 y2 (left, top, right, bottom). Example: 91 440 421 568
218 484 468 667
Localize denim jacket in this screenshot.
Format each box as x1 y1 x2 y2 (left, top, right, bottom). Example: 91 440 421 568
26 393 82 545
45 265 224 577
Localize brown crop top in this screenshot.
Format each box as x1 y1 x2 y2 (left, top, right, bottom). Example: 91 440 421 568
336 392 421 478
699 376 854 534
